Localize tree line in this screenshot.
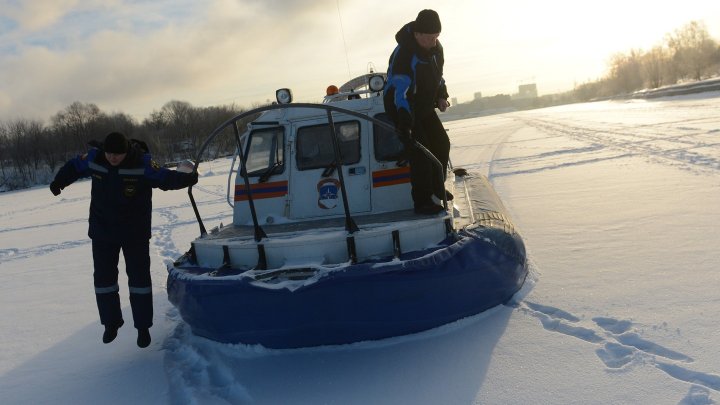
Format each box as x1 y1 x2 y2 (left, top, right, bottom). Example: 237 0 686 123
430 20 719 119
1 21 718 190
0 100 251 190
572 21 720 100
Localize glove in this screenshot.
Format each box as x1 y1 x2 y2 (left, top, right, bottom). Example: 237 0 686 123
50 181 62 196
188 171 199 186
397 125 413 149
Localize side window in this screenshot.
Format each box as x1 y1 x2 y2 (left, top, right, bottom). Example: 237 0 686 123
296 121 360 170
373 113 405 162
245 127 284 177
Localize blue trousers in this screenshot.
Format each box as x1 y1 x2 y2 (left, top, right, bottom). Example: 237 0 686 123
91 239 153 329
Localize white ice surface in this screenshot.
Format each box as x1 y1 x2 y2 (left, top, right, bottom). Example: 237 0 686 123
1 93 719 404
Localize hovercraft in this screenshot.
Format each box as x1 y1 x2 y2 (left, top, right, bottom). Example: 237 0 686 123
167 74 528 348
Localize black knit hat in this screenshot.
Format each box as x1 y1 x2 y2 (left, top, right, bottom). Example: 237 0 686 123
415 9 441 34
104 132 129 154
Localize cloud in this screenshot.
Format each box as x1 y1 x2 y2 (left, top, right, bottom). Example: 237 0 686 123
4 0 73 31
0 0 383 121
4 0 719 122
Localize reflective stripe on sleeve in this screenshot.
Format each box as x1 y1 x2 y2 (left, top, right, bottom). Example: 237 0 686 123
88 162 109 173
129 286 152 294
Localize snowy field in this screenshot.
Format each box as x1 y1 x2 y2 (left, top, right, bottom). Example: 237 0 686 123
1 93 719 404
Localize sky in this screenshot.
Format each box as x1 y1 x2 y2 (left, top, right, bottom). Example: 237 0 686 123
2 91 719 403
1 0 720 123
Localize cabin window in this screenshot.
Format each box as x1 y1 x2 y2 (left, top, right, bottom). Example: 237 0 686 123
373 113 405 162
245 127 284 179
296 121 360 170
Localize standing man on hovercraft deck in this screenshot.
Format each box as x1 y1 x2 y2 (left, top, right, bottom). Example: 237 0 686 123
384 9 452 215
50 132 198 348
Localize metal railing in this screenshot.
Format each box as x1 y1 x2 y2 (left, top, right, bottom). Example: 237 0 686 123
187 102 449 267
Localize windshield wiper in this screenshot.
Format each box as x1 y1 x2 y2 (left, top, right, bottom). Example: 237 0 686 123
258 162 282 183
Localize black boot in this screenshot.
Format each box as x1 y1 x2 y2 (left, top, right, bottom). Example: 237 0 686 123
102 319 124 344
414 202 445 215
435 189 454 201
137 328 151 348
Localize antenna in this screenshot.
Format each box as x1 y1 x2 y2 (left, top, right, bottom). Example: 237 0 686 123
336 0 352 78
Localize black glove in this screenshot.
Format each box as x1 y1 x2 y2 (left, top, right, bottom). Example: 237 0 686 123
188 171 199 186
397 125 413 149
50 181 62 196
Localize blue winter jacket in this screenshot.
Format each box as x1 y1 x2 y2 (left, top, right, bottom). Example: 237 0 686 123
53 144 196 241
383 21 449 130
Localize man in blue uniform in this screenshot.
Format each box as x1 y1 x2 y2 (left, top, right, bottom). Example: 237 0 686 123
384 9 452 215
50 132 198 348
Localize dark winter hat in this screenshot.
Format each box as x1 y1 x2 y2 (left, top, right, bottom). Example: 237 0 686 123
104 132 129 154
415 9 441 34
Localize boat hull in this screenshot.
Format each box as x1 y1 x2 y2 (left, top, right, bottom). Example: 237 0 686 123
167 224 527 348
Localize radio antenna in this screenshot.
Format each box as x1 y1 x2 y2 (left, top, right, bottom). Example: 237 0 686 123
336 0 352 78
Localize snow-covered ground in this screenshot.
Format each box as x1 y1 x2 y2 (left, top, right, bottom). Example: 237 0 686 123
1 93 719 404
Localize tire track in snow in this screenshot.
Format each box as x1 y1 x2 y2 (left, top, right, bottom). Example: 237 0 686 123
516 301 720 394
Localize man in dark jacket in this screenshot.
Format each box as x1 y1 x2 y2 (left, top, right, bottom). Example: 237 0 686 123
50 132 198 348
384 9 451 215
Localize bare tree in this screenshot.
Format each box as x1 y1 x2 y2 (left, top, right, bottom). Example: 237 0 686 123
0 123 9 186
49 101 108 155
608 50 644 94
3 119 44 184
665 21 718 81
642 46 670 89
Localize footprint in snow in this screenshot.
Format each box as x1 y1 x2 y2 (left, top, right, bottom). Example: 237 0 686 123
517 301 720 396
595 342 636 369
678 385 716 405
163 321 252 404
519 301 602 343
592 316 632 334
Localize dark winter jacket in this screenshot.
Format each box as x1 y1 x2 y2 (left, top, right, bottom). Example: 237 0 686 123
52 143 197 241
383 21 449 130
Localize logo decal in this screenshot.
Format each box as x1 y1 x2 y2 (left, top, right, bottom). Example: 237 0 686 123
317 178 340 209
123 183 137 197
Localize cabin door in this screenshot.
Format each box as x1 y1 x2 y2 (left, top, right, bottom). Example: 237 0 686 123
289 118 371 219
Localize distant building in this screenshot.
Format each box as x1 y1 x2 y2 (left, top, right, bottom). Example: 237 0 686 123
474 92 482 100
451 97 458 106
515 84 538 99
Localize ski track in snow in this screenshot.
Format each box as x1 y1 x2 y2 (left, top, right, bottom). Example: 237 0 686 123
0 240 90 265
514 116 720 175
515 301 720 393
0 218 87 234
0 194 90 219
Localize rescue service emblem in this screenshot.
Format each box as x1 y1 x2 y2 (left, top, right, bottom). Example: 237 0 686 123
317 178 340 209
124 183 137 197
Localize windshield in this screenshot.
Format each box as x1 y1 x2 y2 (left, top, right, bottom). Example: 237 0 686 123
245 127 284 176
296 120 360 170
